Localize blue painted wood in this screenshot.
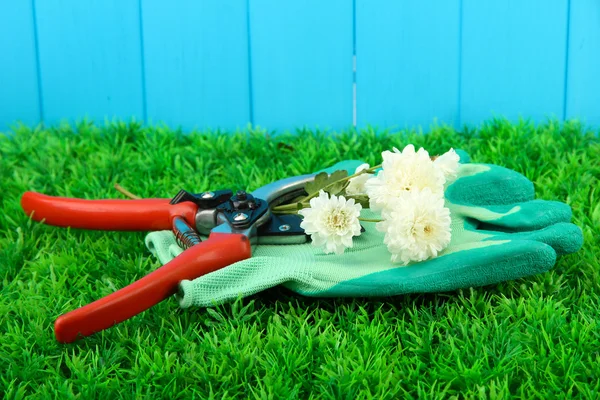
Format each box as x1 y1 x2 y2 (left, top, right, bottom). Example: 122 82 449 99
355 0 461 131
3 0 600 132
0 1 40 133
141 0 250 132
249 0 353 132
565 0 600 128
460 0 569 126
34 0 144 126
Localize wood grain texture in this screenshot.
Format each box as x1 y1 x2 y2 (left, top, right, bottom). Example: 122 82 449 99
565 0 600 127
355 0 461 131
249 0 354 132
2 1 600 131
34 0 145 126
141 0 251 132
460 0 569 126
0 1 40 133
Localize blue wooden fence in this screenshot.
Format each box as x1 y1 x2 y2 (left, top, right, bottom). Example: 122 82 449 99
1 0 599 134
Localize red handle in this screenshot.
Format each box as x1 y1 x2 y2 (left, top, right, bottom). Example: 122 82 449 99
21 191 197 231
54 232 252 343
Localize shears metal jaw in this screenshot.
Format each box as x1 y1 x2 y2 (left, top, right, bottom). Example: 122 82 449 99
21 172 316 343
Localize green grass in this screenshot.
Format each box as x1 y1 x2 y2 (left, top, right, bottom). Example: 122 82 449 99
1 119 599 399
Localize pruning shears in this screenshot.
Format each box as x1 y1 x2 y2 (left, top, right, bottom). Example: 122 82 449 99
21 172 316 343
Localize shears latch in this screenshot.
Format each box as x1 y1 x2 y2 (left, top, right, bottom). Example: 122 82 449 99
170 189 233 209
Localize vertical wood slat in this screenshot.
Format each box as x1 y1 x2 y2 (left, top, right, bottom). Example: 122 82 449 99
460 0 569 126
141 0 251 132
0 1 40 133
34 0 145 126
565 0 600 128
355 0 461 131
249 0 354 132
2 1 600 132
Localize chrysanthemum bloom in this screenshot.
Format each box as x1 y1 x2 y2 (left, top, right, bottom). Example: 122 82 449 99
345 163 372 196
434 148 460 183
299 190 362 255
376 188 451 265
365 144 446 212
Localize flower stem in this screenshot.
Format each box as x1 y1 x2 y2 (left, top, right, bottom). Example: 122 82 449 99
301 164 383 203
271 202 309 213
271 210 301 215
272 164 383 215
115 183 141 199
364 164 382 174
358 218 382 222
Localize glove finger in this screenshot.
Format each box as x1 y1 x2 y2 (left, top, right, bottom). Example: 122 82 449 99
176 230 395 307
447 164 534 206
455 149 471 164
451 199 573 231
318 240 556 297
145 230 184 265
177 256 302 308
475 222 583 256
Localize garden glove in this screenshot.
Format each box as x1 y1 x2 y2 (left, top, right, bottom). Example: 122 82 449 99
146 156 583 307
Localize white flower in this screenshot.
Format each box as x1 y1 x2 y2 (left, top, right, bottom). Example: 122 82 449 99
345 163 373 196
376 188 451 265
299 190 362 255
364 144 445 212
434 148 460 182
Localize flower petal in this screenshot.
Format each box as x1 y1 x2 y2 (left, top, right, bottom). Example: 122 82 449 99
299 190 362 255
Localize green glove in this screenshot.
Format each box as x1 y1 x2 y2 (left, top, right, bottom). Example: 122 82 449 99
146 156 583 308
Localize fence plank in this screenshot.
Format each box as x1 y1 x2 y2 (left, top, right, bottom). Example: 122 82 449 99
142 0 250 132
0 1 40 133
249 0 353 132
356 0 461 131
460 0 569 126
34 0 144 126
565 0 600 128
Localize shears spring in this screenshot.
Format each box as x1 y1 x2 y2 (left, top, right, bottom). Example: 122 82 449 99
172 216 202 249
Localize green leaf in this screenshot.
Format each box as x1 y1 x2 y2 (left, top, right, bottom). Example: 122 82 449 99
324 178 349 196
328 169 349 183
347 194 370 208
304 172 329 196
323 170 349 196
304 169 349 198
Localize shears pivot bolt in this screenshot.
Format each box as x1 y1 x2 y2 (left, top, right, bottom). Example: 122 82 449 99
233 213 249 222
279 224 291 232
